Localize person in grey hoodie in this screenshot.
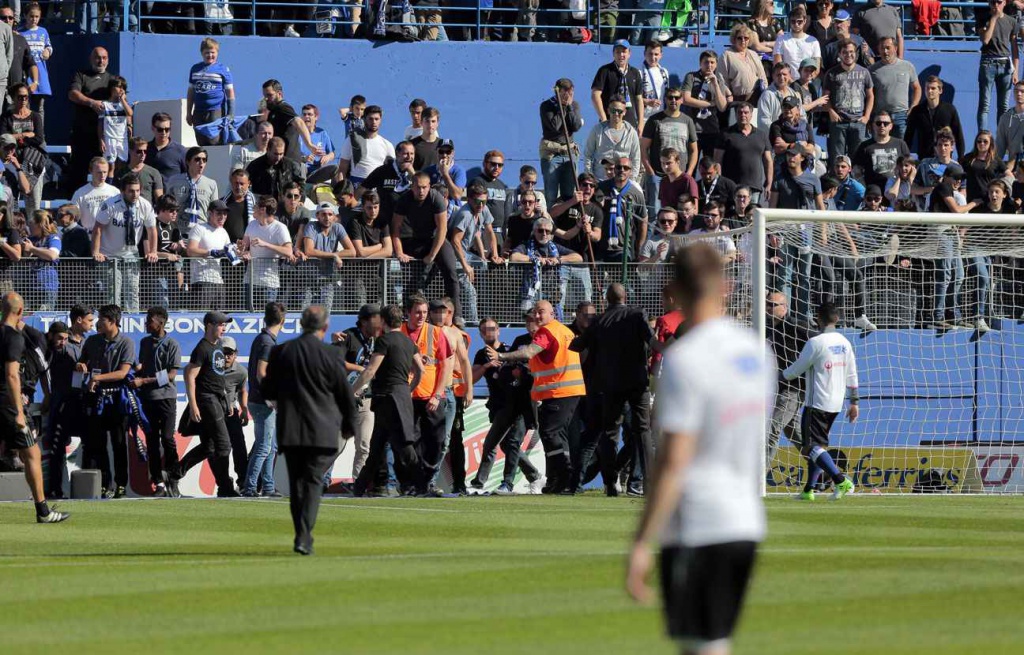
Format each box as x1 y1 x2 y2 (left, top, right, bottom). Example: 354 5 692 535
583 96 641 183
995 81 1024 164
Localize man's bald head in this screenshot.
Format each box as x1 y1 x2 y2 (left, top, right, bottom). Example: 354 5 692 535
300 305 329 333
767 291 788 320
607 283 627 305
534 300 555 325
91 47 109 73
2 291 23 317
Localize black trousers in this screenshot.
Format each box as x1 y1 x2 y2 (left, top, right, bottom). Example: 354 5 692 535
473 402 541 487
537 396 580 490
178 394 233 491
283 446 338 549
226 412 248 482
596 388 653 490
413 396 448 483
357 391 422 490
448 396 467 490
404 240 462 320
85 409 128 490
46 393 84 497
141 397 180 484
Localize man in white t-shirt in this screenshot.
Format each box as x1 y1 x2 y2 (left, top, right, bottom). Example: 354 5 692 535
337 105 395 185
773 6 821 79
627 243 775 655
186 198 233 309
71 157 119 232
242 195 293 309
783 301 859 501
92 173 158 313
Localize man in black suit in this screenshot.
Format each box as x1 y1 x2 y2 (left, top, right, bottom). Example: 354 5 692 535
570 283 654 497
262 305 356 556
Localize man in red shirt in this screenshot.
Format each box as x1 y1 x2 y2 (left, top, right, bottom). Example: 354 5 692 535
651 284 684 376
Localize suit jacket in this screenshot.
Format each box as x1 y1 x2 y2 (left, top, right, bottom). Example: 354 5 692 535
570 303 652 395
262 332 356 450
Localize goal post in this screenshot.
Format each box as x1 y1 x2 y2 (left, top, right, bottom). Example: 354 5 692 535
751 207 1024 495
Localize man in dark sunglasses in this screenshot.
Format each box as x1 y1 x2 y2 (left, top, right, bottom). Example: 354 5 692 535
597 156 647 263
166 146 220 233
118 136 163 204
851 108 909 189
470 149 510 240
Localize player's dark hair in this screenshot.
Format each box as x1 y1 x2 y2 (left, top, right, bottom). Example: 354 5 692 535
185 146 207 163
358 304 382 322
264 302 286 328
155 194 179 213
70 304 92 323
146 306 168 322
673 243 724 306
262 79 283 93
383 304 405 328
817 301 840 326
120 173 141 190
98 304 122 325
364 105 383 117
350 95 366 106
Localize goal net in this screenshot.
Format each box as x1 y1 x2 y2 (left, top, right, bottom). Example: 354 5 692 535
749 208 1024 495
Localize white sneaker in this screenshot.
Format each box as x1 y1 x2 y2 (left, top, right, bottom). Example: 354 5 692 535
976 318 993 333
283 25 301 37
665 37 687 48
854 315 877 331
528 477 545 495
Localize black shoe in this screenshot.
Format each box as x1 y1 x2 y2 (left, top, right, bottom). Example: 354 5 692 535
167 479 182 498
101 488 115 500
45 490 65 501
605 484 620 497
113 486 127 499
626 484 644 497
261 490 284 498
37 507 70 524
217 488 242 498
451 485 468 496
352 481 368 497
293 541 314 556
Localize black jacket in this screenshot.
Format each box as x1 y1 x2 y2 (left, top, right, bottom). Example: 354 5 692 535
262 332 357 450
570 303 652 394
767 317 810 392
246 154 306 199
905 101 965 160
539 96 583 145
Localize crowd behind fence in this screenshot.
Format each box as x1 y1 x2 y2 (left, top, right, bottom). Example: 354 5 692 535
43 0 990 47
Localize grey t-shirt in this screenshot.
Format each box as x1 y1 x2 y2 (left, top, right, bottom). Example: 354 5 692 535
982 15 1016 58
641 111 699 176
869 59 917 114
224 362 248 408
823 64 874 122
448 204 494 255
137 334 182 401
852 4 901 54
79 332 135 390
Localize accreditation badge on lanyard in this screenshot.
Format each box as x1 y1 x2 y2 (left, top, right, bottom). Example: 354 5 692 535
619 70 632 109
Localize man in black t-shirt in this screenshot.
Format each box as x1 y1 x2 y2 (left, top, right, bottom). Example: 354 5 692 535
262 79 322 162
549 173 604 309
468 316 544 495
591 41 646 132
0 292 69 523
76 304 135 499
333 304 383 482
392 172 462 319
350 304 425 496
360 141 415 224
410 107 441 170
180 311 238 497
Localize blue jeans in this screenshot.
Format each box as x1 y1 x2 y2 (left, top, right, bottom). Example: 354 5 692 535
540 153 577 203
827 121 866 165
967 255 992 320
621 0 665 43
934 232 965 322
559 265 593 314
781 244 813 325
643 173 662 223
456 253 485 325
978 57 1013 134
890 110 908 140
244 402 277 494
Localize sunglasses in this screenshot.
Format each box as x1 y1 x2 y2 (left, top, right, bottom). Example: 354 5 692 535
192 157 208 163
874 121 892 126
471 197 487 204
735 36 751 41
0 15 14 21
615 165 632 171
658 220 676 225
535 228 553 235
522 180 537 186
609 109 626 115
580 182 596 188
666 95 682 101
153 126 171 133
523 199 537 205
487 160 504 167
582 312 597 318
14 94 28 100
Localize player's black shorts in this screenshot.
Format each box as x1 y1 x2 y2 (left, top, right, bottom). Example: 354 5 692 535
659 541 758 646
0 415 36 451
800 407 839 450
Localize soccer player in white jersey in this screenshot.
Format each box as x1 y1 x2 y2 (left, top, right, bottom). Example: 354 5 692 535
627 243 776 655
783 301 859 501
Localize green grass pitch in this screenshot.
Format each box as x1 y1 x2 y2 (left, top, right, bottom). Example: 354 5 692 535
2 495 1022 654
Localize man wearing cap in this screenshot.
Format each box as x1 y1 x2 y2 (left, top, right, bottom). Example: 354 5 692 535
852 0 904 58
166 146 219 231
93 173 159 314
869 37 920 139
853 109 909 189
133 306 182 497
540 78 584 203
424 139 466 206
186 198 232 309
411 107 442 171
823 11 873 72
832 155 865 210
302 202 355 315
180 310 238 497
262 305 356 555
360 140 416 223
246 136 306 200
769 97 812 163
220 335 250 491
392 172 463 319
591 40 646 133
757 62 805 132
823 38 875 164
926 162 976 329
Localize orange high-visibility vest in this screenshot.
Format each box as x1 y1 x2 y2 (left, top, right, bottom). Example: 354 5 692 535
403 322 446 400
529 320 586 401
453 329 472 398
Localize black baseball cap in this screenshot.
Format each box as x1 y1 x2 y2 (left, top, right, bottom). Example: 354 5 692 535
203 311 232 325
864 185 883 198
428 299 448 311
437 139 455 152
208 199 228 212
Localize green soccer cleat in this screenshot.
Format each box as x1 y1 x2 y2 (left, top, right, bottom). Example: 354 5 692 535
794 490 814 501
833 478 855 500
